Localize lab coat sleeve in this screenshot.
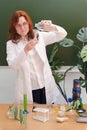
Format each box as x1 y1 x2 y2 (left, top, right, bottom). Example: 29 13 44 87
40 24 67 46
6 41 27 70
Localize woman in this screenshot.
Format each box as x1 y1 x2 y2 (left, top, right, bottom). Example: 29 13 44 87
6 10 67 104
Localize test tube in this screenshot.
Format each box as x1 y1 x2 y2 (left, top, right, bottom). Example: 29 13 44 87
23 93 27 111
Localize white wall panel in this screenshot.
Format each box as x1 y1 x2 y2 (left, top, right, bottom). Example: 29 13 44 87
0 66 87 104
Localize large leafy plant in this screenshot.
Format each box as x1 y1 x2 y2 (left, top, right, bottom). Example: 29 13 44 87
59 27 87 94
48 41 74 103
76 27 87 93
49 27 87 102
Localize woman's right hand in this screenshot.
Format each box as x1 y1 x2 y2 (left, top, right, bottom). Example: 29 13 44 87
24 37 38 54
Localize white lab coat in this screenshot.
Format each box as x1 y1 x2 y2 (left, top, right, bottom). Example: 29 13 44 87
6 25 67 104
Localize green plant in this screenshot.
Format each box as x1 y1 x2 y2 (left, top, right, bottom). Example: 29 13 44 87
48 43 74 102
76 27 87 93
66 99 84 115
59 27 87 93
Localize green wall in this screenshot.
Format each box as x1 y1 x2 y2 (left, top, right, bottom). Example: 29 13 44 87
0 0 87 65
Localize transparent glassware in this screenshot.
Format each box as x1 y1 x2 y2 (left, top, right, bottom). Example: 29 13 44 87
33 107 49 122
35 22 44 31
7 106 14 119
57 104 66 117
60 104 66 112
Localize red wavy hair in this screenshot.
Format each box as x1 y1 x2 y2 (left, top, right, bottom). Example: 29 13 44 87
9 10 34 43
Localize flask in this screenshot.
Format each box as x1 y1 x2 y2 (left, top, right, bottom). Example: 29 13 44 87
35 22 44 31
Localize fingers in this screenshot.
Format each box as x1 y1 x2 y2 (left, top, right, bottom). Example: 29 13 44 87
41 20 52 25
28 39 37 49
24 38 38 54
28 39 37 48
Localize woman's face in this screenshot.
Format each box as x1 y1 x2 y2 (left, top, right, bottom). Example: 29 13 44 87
15 16 29 38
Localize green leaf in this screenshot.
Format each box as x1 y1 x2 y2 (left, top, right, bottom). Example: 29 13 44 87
48 44 58 63
51 58 64 70
80 45 87 62
59 38 74 47
73 100 80 110
76 27 87 43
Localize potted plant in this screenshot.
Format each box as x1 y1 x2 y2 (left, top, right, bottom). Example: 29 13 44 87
59 27 87 94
